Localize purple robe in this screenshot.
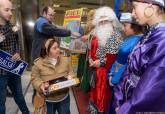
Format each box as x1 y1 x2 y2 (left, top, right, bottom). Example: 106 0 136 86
114 23 165 114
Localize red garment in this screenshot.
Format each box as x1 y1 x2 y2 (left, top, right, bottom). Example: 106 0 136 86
89 36 116 113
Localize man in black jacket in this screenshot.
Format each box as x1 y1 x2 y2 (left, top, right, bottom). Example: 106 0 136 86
0 0 29 114
31 6 80 62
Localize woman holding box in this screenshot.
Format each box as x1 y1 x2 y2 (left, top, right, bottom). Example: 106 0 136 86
31 38 75 114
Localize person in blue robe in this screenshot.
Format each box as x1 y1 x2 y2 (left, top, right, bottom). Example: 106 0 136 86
107 12 143 114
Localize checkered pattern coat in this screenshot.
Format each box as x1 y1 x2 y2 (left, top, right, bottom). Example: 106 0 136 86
0 22 20 75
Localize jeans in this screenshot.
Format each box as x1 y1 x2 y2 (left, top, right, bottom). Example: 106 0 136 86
0 73 29 114
46 95 70 114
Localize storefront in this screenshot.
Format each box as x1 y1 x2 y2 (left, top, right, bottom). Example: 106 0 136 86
11 0 127 65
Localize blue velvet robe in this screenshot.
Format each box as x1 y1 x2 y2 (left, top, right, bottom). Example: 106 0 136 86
108 35 141 85
114 23 165 114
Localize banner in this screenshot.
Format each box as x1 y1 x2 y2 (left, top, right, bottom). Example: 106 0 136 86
61 8 86 51
0 49 28 76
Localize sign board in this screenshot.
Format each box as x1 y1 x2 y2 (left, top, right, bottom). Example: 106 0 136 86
61 8 86 51
0 49 28 76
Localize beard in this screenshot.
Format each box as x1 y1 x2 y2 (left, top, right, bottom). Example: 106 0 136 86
96 23 113 47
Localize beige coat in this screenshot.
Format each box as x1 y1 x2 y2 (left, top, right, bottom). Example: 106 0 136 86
31 56 75 101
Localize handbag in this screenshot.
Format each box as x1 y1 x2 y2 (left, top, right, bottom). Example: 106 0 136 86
33 95 46 114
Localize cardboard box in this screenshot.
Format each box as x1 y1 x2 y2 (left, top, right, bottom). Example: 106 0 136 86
48 78 80 93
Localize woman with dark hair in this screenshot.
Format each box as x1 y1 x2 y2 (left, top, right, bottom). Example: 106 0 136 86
107 12 143 114
31 38 75 114
108 12 142 86
114 0 165 114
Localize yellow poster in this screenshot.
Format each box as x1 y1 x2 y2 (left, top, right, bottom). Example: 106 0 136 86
60 8 86 51
63 8 83 26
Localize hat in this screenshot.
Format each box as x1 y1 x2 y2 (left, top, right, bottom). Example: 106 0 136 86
130 0 165 8
120 12 135 23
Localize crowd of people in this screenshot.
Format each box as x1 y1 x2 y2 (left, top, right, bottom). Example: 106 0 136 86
0 0 165 114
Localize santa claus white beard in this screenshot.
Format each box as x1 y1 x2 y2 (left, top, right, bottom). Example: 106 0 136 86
96 23 113 47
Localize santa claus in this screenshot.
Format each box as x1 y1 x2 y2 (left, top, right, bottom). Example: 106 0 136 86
87 6 123 114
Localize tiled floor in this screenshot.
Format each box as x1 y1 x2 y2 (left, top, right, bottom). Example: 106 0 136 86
6 71 79 114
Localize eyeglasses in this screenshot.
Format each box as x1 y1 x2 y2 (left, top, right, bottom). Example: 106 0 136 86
47 13 55 17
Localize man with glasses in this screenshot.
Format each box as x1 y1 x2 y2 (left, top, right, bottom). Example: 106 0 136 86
31 6 80 62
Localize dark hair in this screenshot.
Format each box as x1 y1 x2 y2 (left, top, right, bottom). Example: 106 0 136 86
158 6 165 14
42 6 49 15
130 23 144 34
40 38 60 58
